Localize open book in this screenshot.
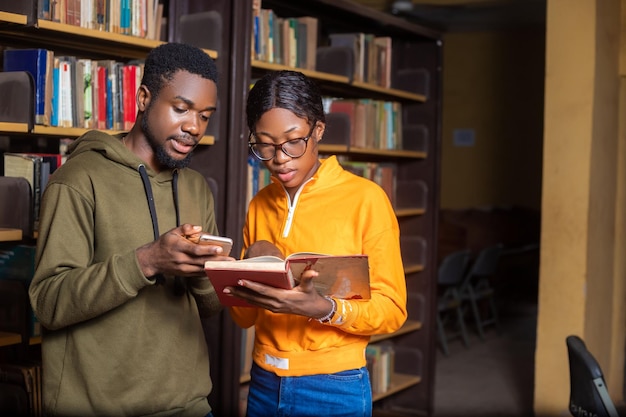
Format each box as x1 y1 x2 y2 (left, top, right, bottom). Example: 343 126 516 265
204 253 370 307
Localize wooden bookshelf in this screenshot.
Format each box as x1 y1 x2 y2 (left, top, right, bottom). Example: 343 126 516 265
396 208 427 218
0 228 22 241
0 122 28 133
239 1 442 415
372 373 422 402
0 16 218 60
0 121 215 145
404 264 426 275
0 11 27 24
370 320 423 344
0 331 21 347
0 1 441 415
252 61 427 103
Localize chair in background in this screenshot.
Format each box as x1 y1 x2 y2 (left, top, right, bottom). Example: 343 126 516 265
459 243 503 340
436 249 472 356
566 335 620 417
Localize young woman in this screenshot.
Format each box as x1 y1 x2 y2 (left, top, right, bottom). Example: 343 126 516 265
225 70 407 417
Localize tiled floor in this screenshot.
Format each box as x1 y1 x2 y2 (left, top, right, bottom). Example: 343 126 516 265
433 300 537 417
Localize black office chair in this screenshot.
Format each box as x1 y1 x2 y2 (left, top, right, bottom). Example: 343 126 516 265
436 249 472 355
566 335 620 417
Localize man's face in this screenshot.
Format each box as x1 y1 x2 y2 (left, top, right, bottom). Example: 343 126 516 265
141 70 217 169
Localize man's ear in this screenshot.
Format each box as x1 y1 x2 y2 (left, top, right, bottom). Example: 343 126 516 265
136 85 151 112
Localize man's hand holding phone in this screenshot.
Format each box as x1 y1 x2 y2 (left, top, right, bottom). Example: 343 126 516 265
187 233 233 256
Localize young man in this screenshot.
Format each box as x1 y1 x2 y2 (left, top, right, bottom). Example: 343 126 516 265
29 43 232 417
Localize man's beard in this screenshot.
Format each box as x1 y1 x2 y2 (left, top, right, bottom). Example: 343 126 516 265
141 107 194 169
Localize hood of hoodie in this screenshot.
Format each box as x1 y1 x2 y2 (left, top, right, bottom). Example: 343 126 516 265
67 130 174 182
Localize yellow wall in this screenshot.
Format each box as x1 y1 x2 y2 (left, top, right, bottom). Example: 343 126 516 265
534 0 625 414
439 0 626 413
440 29 544 210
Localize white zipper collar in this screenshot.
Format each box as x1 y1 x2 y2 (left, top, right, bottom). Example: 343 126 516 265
281 176 315 238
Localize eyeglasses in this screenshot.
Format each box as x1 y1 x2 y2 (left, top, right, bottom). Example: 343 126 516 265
248 125 315 161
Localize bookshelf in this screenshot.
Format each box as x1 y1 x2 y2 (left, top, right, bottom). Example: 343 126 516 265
233 0 442 415
0 1 441 415
0 2 235 415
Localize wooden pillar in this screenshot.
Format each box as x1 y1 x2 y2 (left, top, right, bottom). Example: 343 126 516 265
535 0 624 414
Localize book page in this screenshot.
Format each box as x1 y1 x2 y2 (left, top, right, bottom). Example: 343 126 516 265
241 255 284 263
204 258 286 271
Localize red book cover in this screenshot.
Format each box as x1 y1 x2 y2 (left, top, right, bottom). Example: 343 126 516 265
122 65 132 130
329 100 356 143
96 66 107 130
204 253 370 307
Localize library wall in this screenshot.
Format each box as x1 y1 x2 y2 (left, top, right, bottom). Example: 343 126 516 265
439 28 544 211
534 0 625 414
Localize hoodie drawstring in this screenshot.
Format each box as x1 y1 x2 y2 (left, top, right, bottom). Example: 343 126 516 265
138 165 185 296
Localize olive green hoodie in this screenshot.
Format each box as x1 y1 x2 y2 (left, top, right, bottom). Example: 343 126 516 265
29 130 221 416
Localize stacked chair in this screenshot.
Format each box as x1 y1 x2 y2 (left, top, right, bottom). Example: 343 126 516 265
459 244 503 340
436 249 472 355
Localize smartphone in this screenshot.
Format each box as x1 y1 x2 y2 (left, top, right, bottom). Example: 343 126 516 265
190 234 233 256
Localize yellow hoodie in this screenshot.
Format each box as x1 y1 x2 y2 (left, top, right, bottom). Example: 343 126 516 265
230 156 407 377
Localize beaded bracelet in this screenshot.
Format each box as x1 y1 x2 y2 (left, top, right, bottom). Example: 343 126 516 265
317 296 337 324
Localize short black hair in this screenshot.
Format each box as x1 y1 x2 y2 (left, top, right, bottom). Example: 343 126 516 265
246 70 325 131
141 42 218 98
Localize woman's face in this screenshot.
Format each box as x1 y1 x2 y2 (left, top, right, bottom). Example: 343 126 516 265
252 107 325 198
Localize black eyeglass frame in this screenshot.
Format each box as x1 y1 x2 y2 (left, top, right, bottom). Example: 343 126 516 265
248 124 316 161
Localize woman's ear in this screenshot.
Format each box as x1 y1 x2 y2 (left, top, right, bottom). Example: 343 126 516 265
136 85 151 112
315 121 326 143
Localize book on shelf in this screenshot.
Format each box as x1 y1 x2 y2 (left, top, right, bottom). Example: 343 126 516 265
338 160 396 206
0 0 37 23
204 253 370 307
366 342 394 395
328 99 366 147
0 361 42 417
52 56 75 128
328 98 402 150
295 16 318 71
373 36 392 88
329 32 365 82
0 177 32 238
246 154 271 206
3 48 55 126
3 153 49 232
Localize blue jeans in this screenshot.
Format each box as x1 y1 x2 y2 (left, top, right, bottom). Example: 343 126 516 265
246 362 372 417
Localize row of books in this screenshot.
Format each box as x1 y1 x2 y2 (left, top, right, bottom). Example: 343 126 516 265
329 33 393 88
0 361 42 416
251 1 318 71
246 151 397 210
3 152 65 234
366 342 395 395
251 2 392 89
3 48 143 130
246 155 272 208
325 97 404 151
339 160 396 208
37 0 165 40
